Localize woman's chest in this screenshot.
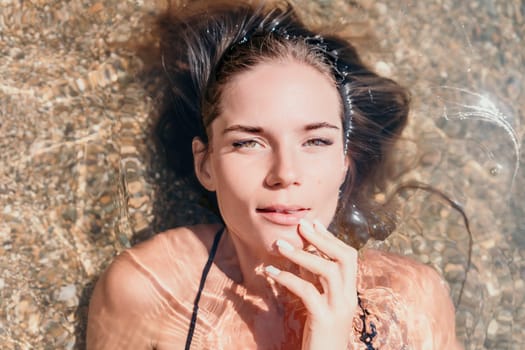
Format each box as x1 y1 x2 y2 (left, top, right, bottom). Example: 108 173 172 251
208 297 306 349
153 295 305 349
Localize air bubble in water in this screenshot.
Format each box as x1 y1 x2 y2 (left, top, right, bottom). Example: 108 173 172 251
489 164 502 177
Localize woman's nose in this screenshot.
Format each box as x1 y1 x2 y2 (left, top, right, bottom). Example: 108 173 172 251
264 148 302 188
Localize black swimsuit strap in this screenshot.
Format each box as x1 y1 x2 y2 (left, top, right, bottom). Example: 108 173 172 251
184 227 225 350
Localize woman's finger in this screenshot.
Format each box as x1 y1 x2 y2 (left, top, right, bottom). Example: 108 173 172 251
276 239 331 275
299 220 358 305
276 239 343 298
299 219 357 267
264 265 324 314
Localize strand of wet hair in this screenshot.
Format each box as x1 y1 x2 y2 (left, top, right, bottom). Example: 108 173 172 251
386 181 473 308
357 293 377 350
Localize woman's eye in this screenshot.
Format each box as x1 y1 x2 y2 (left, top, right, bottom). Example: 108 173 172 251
304 138 333 147
232 140 261 149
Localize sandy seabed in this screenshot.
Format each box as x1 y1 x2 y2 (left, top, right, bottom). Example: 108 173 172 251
0 0 524 349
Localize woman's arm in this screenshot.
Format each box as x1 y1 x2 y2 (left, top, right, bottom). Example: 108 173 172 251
86 253 158 349
362 249 464 350
86 227 214 349
402 259 464 350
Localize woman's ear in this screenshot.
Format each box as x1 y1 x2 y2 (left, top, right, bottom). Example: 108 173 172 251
192 137 216 191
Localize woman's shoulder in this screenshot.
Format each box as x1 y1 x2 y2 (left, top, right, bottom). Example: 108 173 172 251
358 248 461 349
359 248 449 293
89 224 223 314
133 223 224 261
86 224 223 347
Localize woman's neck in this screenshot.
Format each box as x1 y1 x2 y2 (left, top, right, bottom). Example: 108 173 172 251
224 227 293 299
217 227 307 347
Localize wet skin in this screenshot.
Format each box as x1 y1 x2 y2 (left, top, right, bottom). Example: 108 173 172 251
86 224 462 349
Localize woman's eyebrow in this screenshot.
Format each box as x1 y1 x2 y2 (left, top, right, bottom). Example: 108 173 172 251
222 122 339 135
304 122 340 131
222 124 263 135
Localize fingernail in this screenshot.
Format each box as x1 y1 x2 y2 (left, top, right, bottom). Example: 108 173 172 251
276 239 294 252
265 265 281 276
299 219 314 235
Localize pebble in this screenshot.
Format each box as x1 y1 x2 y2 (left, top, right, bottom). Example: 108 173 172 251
57 284 77 302
487 319 499 337
126 180 144 194
429 251 443 266
375 3 388 15
444 263 466 282
28 313 40 334
374 61 392 77
497 309 514 324
485 279 501 298
128 195 149 209
433 240 445 252
515 305 525 322
411 235 430 254
420 149 442 167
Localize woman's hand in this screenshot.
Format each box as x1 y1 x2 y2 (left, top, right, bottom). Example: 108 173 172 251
264 219 358 350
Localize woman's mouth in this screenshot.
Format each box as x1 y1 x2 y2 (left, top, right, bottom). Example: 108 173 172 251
256 205 310 226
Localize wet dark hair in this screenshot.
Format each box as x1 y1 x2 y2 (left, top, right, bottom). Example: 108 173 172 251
154 0 410 247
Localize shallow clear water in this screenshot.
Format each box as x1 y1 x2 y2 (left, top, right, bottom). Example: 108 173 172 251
0 0 523 349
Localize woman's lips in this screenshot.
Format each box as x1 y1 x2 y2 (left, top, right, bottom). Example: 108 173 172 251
256 206 310 226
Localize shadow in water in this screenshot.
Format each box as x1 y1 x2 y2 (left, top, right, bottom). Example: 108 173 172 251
74 277 97 350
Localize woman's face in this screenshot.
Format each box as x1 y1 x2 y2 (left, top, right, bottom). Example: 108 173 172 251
194 59 348 256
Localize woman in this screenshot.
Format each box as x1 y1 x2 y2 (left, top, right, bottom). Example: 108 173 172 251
87 1 462 349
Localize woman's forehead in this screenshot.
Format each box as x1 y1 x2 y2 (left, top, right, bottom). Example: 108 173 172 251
217 60 342 129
